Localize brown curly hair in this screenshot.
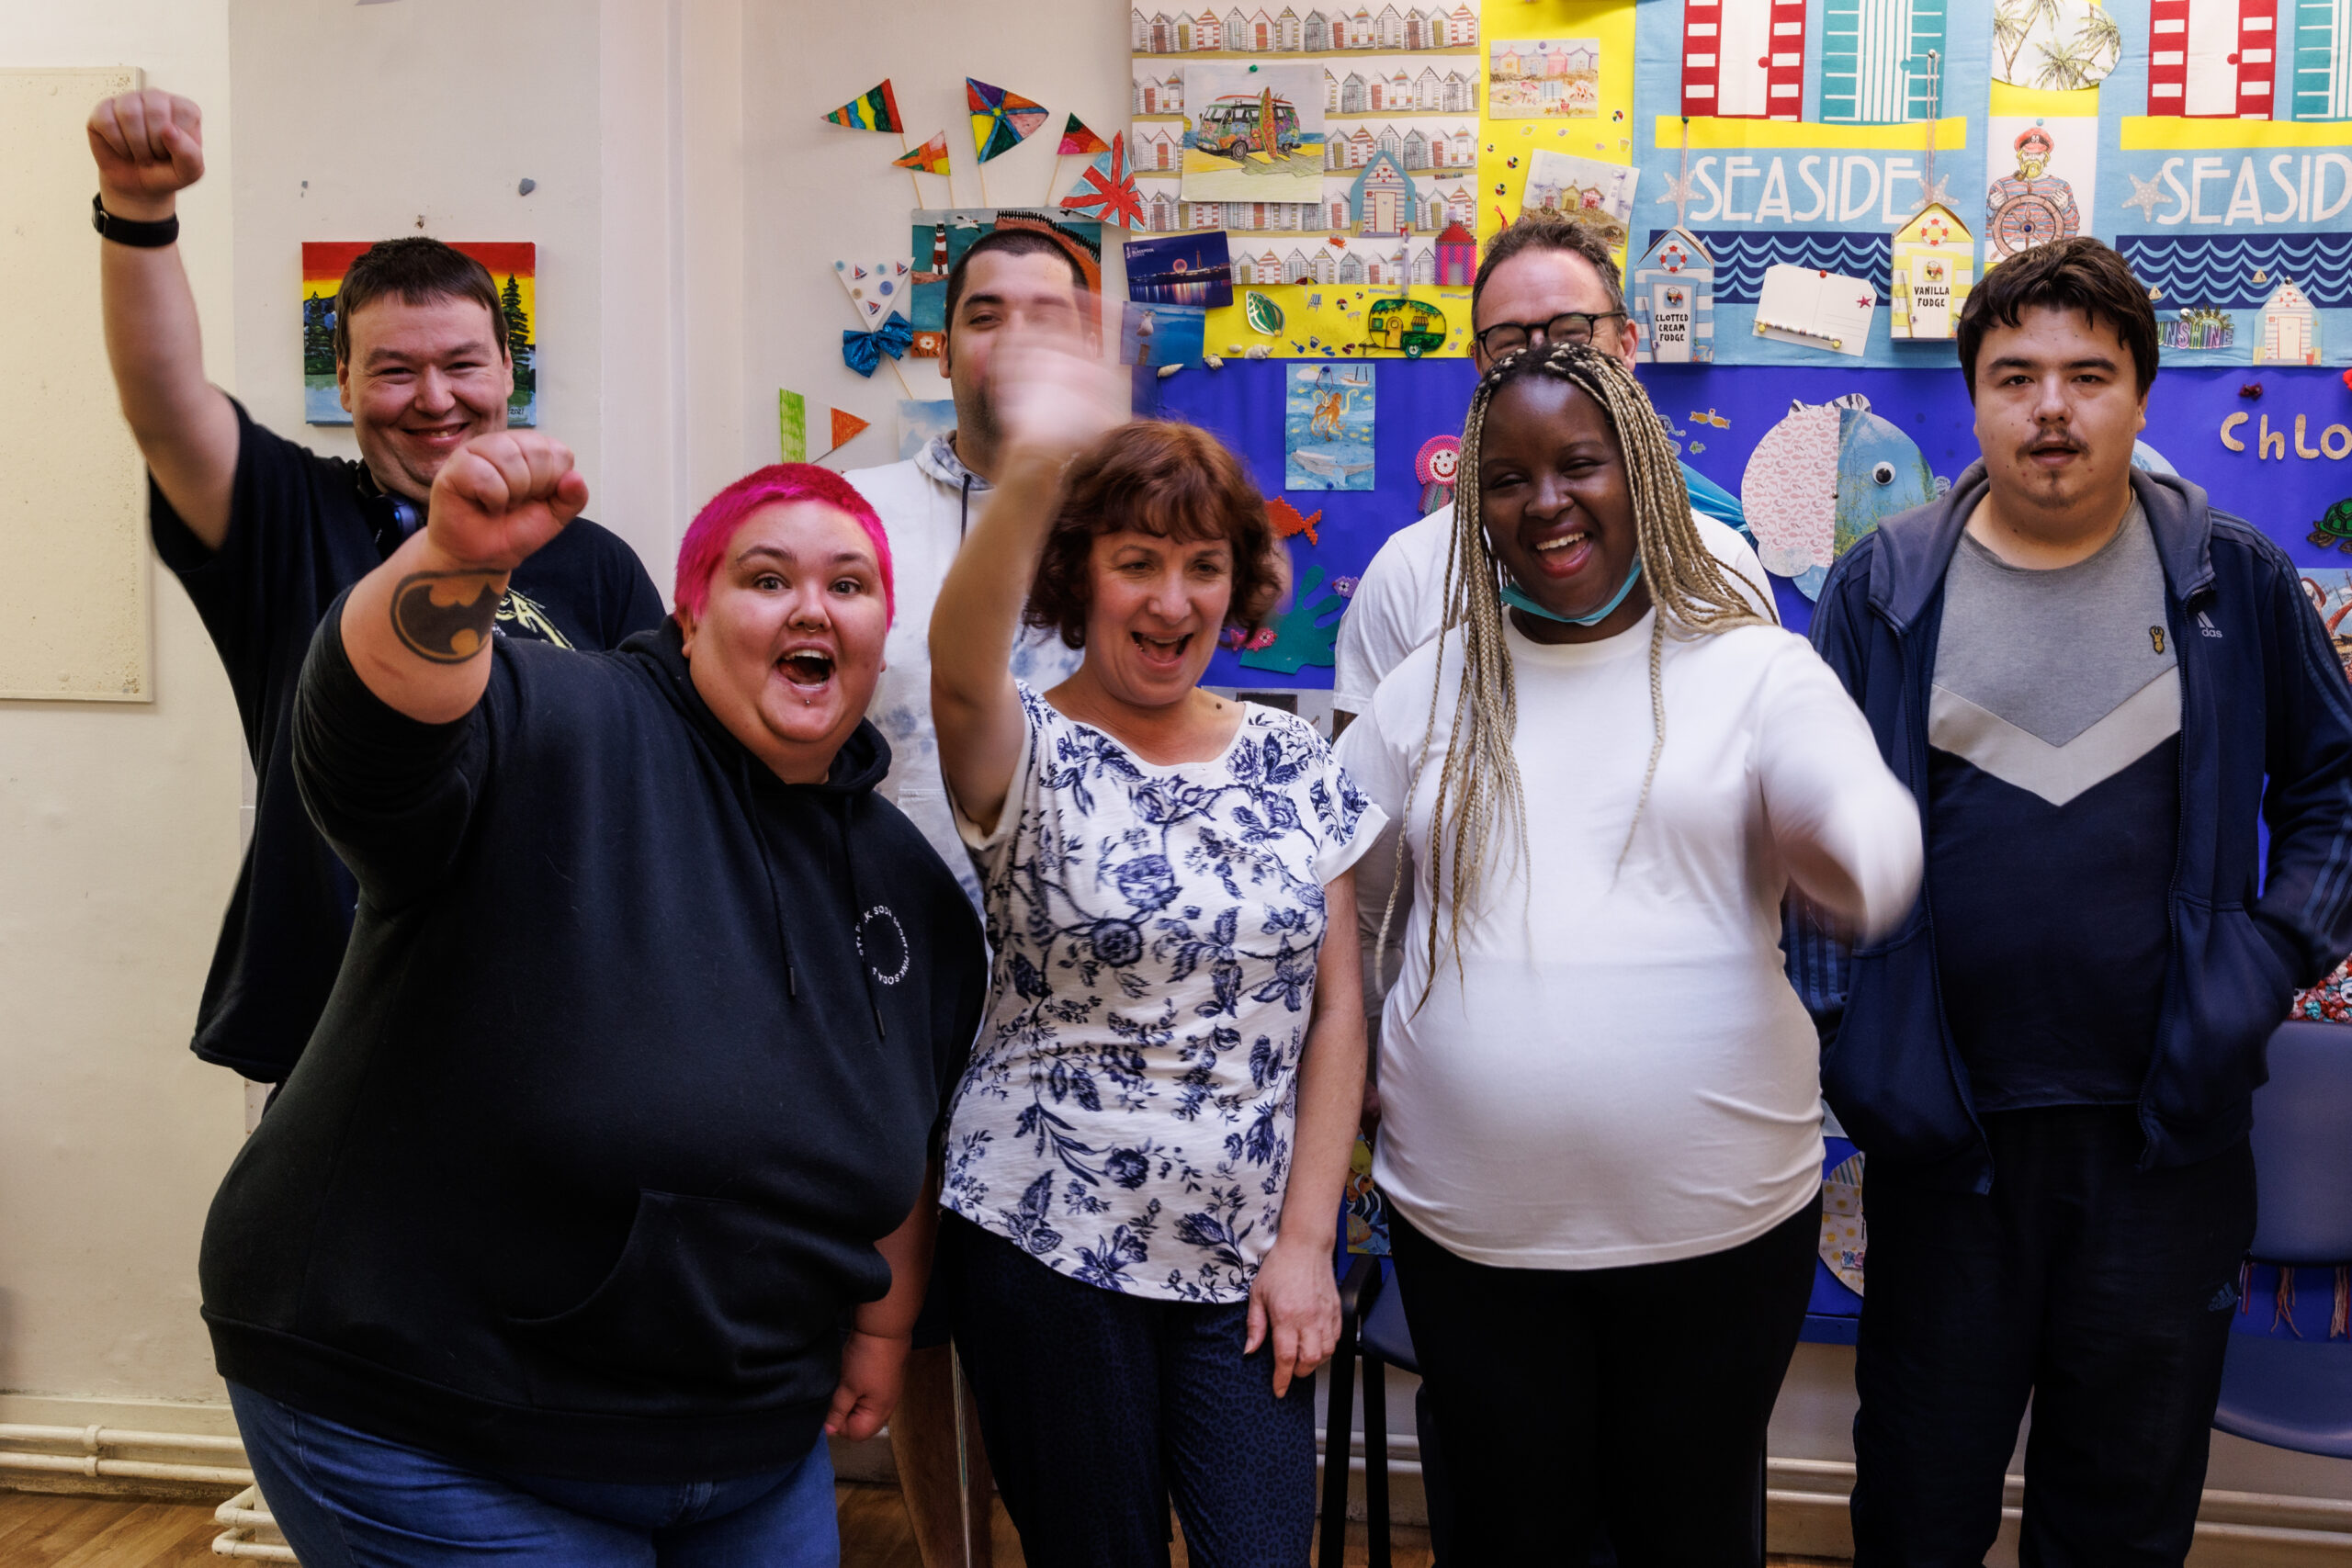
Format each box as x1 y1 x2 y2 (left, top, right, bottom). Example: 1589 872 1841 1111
1023 420 1289 650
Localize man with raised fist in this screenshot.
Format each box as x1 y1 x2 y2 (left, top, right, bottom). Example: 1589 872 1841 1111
87 89 663 1089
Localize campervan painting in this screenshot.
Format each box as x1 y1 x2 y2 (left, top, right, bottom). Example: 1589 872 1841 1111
1180 62 1327 205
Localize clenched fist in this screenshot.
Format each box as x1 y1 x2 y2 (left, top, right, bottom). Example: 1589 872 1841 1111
88 91 205 222
426 432 590 574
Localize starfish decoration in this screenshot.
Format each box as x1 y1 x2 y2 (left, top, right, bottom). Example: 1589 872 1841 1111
1657 170 1695 208
2123 172 2166 221
1912 171 1954 215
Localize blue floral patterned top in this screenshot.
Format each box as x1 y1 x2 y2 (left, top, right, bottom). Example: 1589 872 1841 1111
944 682 1383 1302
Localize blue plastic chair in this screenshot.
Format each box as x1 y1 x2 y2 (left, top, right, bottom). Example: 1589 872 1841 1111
2211 1020 2352 1456
1801 1136 1864 1345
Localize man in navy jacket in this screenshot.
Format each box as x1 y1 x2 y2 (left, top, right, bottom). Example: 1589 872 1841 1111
1792 238 2352 1565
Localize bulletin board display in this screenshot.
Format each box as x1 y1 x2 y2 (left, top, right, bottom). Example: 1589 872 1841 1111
1154 358 2352 688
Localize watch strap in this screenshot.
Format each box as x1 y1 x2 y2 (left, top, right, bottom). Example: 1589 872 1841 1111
92 194 180 249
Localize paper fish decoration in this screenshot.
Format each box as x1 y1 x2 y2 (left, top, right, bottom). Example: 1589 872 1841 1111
833 258 911 322
841 312 914 378
1058 115 1110 158
967 78 1049 164
1058 133 1143 228
823 80 902 134
893 134 952 176
779 391 873 462
1742 393 1936 600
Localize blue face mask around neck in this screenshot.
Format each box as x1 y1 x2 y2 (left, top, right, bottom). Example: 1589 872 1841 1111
1498 557 1645 626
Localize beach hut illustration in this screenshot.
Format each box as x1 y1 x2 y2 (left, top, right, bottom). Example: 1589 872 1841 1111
1681 0 1808 120
2290 0 2352 118
1890 202 1975 340
2147 0 2277 118
1348 151 1413 237
1632 228 1715 364
2256 278 2320 364
1820 0 1948 123
1434 221 1476 286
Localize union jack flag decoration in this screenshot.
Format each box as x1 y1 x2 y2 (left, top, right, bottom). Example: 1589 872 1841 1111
1059 133 1144 229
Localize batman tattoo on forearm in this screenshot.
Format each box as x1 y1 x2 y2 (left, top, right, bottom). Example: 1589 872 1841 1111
391 571 504 663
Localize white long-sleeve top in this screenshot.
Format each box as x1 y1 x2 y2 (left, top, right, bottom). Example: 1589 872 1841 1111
1334 609 1920 1269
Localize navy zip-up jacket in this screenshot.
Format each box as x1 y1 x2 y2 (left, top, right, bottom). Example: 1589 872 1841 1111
1789 462 2352 1192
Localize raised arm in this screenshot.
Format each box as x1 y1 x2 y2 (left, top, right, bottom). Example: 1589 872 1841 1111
1756 640 1923 942
88 90 239 548
338 432 586 724
927 331 1125 835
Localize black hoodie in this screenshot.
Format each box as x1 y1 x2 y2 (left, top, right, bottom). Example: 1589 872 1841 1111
198 603 985 1483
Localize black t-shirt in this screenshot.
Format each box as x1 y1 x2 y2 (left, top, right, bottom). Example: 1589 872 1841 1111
152 400 666 1081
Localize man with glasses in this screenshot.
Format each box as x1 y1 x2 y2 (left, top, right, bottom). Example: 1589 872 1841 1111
1332 215 1773 728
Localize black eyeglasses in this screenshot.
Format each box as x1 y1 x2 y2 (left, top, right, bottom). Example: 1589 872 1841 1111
1475 310 1628 359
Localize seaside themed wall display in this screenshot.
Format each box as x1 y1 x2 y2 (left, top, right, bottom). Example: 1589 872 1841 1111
1633 0 1993 366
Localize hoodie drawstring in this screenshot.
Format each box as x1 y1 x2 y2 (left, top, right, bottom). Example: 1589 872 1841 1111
736 751 800 1002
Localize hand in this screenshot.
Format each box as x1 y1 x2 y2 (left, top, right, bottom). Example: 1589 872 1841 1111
88 91 205 220
825 1328 912 1442
1246 1235 1341 1399
425 433 588 572
987 323 1127 476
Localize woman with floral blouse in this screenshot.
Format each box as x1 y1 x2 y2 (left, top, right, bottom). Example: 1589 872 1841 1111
928 333 1380 1568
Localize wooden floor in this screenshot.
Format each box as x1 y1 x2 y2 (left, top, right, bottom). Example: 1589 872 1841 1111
0 1483 1835 1564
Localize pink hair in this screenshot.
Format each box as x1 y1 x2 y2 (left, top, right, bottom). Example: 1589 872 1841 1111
672 464 895 625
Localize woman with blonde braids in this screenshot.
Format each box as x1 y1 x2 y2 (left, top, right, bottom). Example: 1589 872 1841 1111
1333 342 1921 1562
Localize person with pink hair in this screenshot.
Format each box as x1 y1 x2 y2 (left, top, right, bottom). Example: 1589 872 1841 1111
199 440 986 1567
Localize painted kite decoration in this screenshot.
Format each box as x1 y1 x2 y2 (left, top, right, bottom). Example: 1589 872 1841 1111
892 134 952 176
1058 133 1143 228
833 258 912 322
823 80 902 134
967 78 1049 163
1057 115 1110 158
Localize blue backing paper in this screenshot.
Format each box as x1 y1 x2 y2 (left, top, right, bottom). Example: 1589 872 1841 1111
1148 359 2352 687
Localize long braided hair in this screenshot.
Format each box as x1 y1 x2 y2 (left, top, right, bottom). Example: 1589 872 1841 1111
1377 342 1768 1010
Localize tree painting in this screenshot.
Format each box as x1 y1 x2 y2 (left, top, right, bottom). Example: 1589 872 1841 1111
499 273 534 410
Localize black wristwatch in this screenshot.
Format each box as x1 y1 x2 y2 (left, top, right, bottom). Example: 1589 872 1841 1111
92 193 180 248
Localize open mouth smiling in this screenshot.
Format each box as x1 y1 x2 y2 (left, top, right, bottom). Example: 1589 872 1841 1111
1132 630 1193 669
777 648 835 692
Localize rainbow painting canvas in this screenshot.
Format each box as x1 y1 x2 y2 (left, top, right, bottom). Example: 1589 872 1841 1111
302 242 537 426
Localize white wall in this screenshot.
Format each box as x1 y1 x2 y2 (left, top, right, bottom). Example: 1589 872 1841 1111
0 0 247 1413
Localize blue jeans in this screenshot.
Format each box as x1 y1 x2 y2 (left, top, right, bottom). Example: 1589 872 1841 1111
227 1383 837 1567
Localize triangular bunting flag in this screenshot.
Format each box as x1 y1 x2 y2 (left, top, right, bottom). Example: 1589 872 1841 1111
1058 115 1110 158
779 390 875 463
832 258 913 321
1059 133 1144 228
967 78 1049 164
823 80 902 133
892 133 951 176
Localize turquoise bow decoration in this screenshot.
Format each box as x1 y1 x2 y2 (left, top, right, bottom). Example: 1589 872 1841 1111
842 311 913 378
